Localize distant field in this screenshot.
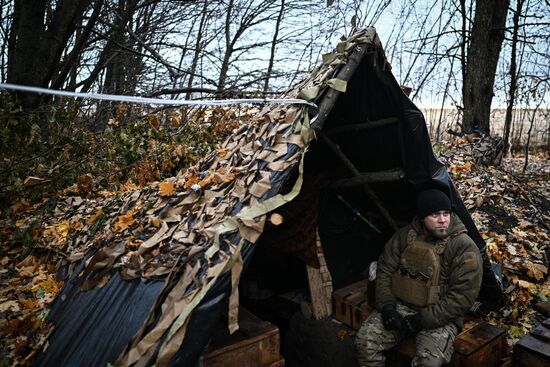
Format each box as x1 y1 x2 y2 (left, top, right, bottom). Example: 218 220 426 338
420 108 549 149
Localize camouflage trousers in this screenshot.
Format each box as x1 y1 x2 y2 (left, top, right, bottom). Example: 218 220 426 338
355 303 458 367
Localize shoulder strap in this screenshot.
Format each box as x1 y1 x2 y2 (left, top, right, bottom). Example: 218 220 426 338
406 228 417 246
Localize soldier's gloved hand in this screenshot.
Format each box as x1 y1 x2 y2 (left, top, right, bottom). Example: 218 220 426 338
402 313 422 336
381 304 404 331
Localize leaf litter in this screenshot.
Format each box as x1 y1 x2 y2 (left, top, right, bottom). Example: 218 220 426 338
437 134 549 346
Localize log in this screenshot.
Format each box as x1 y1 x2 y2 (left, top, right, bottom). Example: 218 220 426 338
324 117 399 135
311 44 376 130
326 169 405 188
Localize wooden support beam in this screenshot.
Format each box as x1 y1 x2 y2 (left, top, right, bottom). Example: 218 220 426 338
306 230 333 320
318 131 399 231
325 117 399 135
311 45 375 131
327 169 405 188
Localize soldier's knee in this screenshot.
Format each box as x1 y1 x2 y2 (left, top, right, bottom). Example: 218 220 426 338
355 320 385 353
412 350 445 367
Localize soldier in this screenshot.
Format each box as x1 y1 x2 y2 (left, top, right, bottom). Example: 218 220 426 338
355 189 483 367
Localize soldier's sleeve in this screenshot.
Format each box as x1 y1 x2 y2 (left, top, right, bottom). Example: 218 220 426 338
419 235 483 329
375 227 407 311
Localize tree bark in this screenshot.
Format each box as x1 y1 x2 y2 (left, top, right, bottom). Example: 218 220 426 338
501 0 524 161
186 1 209 100
6 0 91 109
217 0 234 92
52 0 105 90
462 0 509 134
263 0 284 92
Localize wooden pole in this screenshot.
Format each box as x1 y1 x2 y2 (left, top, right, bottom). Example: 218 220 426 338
326 169 405 188
318 131 399 231
324 117 399 135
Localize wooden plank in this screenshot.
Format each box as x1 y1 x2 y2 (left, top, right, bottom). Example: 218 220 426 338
326 168 405 188
306 264 329 319
306 231 333 320
324 117 399 135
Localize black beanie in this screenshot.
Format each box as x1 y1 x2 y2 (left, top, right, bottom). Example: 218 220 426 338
416 189 452 218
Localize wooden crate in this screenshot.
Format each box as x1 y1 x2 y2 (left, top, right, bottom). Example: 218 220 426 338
331 280 372 330
450 321 507 367
513 318 550 367
204 308 284 367
389 320 506 367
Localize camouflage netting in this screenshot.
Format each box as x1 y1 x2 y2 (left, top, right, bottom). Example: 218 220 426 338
38 28 382 367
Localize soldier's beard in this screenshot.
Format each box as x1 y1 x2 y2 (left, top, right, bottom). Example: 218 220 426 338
431 228 448 239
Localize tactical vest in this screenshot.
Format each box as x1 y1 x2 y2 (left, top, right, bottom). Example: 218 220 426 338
391 229 449 307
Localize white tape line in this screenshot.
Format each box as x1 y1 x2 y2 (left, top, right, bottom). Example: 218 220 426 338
0 83 317 108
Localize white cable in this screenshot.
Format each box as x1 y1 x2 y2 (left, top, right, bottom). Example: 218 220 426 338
0 83 317 108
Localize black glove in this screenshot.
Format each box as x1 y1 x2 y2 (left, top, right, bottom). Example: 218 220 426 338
381 304 404 331
402 313 422 336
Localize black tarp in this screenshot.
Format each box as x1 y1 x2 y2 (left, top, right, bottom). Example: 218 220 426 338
310 47 503 300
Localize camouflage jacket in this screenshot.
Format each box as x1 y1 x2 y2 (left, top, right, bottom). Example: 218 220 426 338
375 213 483 329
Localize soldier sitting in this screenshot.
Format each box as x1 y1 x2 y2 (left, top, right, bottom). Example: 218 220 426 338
355 189 483 367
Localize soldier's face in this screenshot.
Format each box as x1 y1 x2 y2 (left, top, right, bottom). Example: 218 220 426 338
422 210 451 238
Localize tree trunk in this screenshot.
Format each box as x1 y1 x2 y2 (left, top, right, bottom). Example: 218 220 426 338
263 0 285 93
6 0 91 110
436 60 454 142
501 0 524 162
462 0 509 134
52 0 104 90
186 1 209 100
6 0 47 109
217 0 234 93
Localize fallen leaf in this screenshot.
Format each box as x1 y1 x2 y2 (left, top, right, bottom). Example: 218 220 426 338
525 263 547 281
114 210 136 232
449 162 474 174
88 209 104 224
159 180 175 197
184 174 199 189
147 114 159 129
9 200 31 215
77 173 94 193
20 298 38 310
120 181 140 191
170 115 182 126
16 254 38 269
0 300 20 312
23 176 50 187
43 220 71 246
513 279 534 289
